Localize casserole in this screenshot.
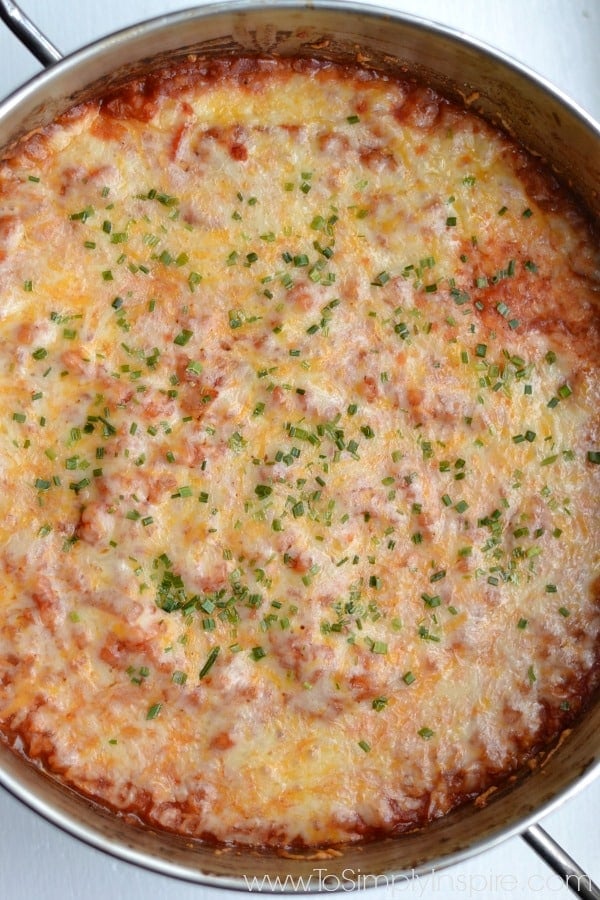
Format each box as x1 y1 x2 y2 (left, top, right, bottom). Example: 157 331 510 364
0 0 596 896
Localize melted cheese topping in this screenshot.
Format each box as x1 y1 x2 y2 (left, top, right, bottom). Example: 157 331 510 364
0 59 599 847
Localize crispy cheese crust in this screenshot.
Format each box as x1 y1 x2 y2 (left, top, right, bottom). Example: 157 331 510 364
0 58 599 847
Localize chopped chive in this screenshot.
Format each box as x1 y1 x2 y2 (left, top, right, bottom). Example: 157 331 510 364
541 454 558 466
371 271 390 287
371 697 388 711
174 329 193 346
199 646 220 679
186 360 203 376
188 272 202 292
146 702 162 720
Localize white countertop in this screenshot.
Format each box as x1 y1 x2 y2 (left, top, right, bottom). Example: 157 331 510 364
0 2 598 898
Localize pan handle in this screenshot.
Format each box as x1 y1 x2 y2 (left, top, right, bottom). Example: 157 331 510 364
0 0 62 66
522 824 600 900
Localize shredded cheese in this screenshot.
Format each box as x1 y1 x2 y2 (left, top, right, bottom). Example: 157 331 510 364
0 58 598 847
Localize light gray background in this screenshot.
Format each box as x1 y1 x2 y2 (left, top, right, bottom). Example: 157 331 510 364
0 2 598 899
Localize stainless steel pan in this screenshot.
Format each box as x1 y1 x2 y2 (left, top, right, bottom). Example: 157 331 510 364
0 1 598 895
